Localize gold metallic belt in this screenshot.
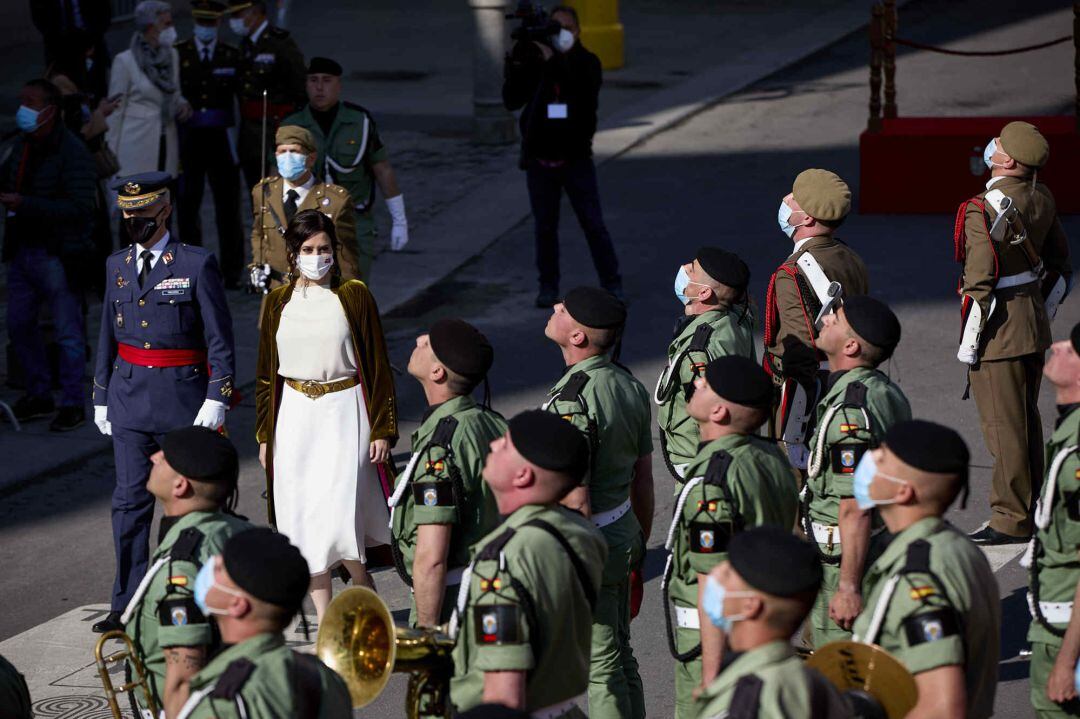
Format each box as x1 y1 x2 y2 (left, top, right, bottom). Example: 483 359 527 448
284 376 359 400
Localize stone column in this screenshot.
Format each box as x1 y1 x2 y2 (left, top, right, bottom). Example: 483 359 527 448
469 0 517 144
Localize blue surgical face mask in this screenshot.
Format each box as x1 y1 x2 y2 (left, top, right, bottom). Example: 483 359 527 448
777 199 806 239
852 451 907 510
983 138 999 171
228 16 248 36
674 266 691 305
15 105 42 133
193 24 218 44
1074 657 1080 694
276 151 308 182
193 556 242 616
701 575 754 632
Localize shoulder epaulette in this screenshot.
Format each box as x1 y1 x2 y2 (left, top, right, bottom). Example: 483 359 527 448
342 100 372 116
475 527 517 561
843 381 868 407
558 371 590 402
727 674 764 719
431 416 459 448
170 528 205 562
688 323 714 353
903 539 932 574
702 451 733 487
210 658 256 700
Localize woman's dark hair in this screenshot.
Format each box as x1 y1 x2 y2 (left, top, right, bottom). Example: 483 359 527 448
284 209 338 275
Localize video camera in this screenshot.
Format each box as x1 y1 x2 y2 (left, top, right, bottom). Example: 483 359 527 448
506 0 561 45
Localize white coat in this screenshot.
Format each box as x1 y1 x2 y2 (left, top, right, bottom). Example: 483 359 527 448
105 45 181 179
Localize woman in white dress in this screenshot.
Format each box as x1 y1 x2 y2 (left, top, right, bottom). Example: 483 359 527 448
255 209 398 620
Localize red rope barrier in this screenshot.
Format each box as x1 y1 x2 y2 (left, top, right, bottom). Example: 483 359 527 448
887 33 1072 57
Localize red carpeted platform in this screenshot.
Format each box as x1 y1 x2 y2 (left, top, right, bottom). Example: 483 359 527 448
859 116 1079 214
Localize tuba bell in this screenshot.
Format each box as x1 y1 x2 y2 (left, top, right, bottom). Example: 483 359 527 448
316 587 456 719
94 629 160 719
806 640 918 719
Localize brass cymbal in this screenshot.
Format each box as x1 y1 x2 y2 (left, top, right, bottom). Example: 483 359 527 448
806 641 918 719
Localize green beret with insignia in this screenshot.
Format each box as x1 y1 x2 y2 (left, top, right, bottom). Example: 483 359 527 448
792 168 851 222
1000 121 1049 169
275 125 317 154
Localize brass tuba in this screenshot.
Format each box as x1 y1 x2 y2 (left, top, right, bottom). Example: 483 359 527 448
806 640 918 719
94 629 160 719
316 587 456 719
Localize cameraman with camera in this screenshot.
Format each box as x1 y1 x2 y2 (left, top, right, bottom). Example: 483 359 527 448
503 5 623 309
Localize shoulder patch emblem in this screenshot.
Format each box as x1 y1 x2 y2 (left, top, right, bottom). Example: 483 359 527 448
423 487 438 506
171 606 189 625
473 604 521 645
901 608 959 646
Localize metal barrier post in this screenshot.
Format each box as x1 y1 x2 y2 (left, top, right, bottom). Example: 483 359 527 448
869 3 884 131
884 0 898 119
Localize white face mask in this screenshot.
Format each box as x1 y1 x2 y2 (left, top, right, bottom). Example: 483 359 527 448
157 26 177 46
296 253 333 280
228 17 248 36
777 199 807 239
555 28 575 53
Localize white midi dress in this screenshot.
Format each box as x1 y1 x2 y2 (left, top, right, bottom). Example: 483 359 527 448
272 283 390 574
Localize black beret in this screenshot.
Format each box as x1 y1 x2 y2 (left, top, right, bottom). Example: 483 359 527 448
223 528 310 614
508 410 589 484
162 426 238 484
729 526 822 597
562 287 626 329
307 57 342 76
1071 322 1080 355
697 247 749 292
429 318 494 380
703 356 773 409
884 420 969 478
842 296 901 358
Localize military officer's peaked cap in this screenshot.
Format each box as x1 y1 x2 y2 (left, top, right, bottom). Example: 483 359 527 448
729 526 822 597
307 57 343 76
697 247 749 292
842 295 901 357
562 287 626 329
224 528 310 614
703 355 773 409
885 420 969 479
191 0 227 19
430 318 494 380
162 426 239 484
275 125 317 154
1070 322 1080 355
792 168 851 222
509 410 589 483
1000 121 1049 169
224 1 254 13
113 171 172 210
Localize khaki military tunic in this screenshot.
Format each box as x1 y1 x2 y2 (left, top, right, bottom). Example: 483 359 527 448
450 503 607 717
249 176 359 287
389 395 507 626
125 510 252 708
692 641 850 719
852 517 999 719
656 308 756 479
961 176 1071 536
666 435 798 719
803 368 910 647
1027 404 1080 717
177 632 351 718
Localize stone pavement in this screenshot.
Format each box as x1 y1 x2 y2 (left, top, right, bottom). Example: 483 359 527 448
0 0 881 491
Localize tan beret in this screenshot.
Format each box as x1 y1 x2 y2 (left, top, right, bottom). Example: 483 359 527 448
275 125 317 154
1000 121 1048 169
792 169 851 222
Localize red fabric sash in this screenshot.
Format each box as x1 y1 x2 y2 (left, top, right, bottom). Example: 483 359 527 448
117 343 208 367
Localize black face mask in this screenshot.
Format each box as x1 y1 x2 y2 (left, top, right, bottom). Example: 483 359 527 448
124 208 164 246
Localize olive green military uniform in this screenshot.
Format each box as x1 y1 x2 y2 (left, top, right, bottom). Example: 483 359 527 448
852 517 1000 719
450 503 607 716
960 176 1071 537
692 640 849 719
1027 404 1080 717
236 23 306 190
656 308 756 480
282 102 390 282
124 510 252 708
544 353 652 719
249 176 359 287
0 654 31 719
389 395 508 626
666 435 798 719
803 367 910 647
176 632 351 718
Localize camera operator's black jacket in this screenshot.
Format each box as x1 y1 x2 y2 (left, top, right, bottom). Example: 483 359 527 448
503 41 602 164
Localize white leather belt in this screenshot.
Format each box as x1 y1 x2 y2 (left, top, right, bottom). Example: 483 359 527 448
1036 600 1072 624
445 567 465 586
675 605 700 629
811 522 841 548
997 269 1040 289
593 498 632 529
532 692 588 719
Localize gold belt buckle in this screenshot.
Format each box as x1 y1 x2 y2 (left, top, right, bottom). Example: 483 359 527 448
826 526 835 553
300 380 326 399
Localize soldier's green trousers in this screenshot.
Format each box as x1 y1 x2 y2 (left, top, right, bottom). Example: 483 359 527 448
673 618 701 719
810 556 852 648
1031 641 1080 717
589 533 645 719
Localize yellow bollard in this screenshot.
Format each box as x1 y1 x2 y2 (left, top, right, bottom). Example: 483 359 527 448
566 0 624 70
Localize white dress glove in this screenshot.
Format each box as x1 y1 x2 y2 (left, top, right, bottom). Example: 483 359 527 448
193 400 227 430
956 345 978 365
249 263 272 294
94 405 112 436
386 194 408 251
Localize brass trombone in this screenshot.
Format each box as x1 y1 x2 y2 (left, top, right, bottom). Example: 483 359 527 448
316 587 455 719
94 629 160 719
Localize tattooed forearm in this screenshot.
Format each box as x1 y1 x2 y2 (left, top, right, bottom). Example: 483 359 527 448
164 647 206 671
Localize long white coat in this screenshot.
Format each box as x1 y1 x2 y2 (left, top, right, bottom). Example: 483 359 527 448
105 46 181 178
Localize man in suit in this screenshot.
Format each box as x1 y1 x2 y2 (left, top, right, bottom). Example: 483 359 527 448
249 125 358 291
176 0 245 289
90 172 236 633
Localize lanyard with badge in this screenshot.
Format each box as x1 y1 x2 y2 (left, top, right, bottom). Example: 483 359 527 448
548 82 568 120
